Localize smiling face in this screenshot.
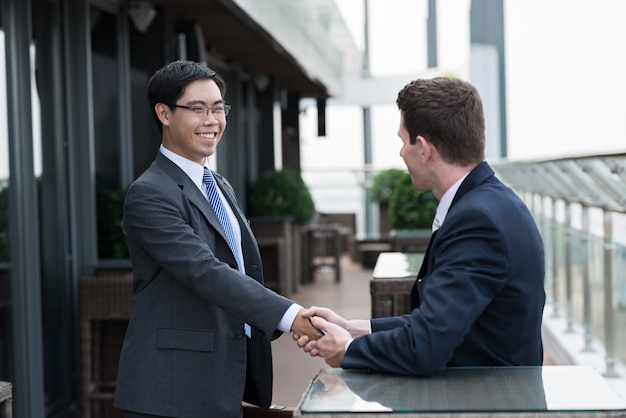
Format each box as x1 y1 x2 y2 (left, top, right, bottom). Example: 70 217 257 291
156 79 226 165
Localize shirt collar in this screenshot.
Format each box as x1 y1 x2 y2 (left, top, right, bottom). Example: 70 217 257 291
434 172 469 230
159 144 207 191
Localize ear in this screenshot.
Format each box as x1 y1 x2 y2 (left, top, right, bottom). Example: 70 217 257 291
416 135 432 162
155 103 172 127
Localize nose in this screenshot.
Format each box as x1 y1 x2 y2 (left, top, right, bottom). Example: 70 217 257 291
203 111 219 124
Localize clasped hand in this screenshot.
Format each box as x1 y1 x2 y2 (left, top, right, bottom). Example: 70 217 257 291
291 306 353 368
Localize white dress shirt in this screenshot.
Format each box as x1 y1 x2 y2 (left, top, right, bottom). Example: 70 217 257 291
432 173 469 232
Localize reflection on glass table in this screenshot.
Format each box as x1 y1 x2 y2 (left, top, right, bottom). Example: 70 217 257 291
372 252 425 280
295 366 626 417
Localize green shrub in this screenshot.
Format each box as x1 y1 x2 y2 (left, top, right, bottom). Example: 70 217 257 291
369 168 406 204
248 168 316 225
388 172 438 229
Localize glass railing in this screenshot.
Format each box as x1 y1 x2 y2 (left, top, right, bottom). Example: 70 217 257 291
493 152 626 377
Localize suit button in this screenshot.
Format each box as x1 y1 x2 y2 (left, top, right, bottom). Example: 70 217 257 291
417 279 422 283
236 330 245 339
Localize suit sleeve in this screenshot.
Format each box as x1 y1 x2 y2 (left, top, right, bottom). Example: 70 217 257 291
342 208 509 375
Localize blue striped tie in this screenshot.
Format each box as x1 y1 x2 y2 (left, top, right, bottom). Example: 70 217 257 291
203 167 239 259
204 168 250 337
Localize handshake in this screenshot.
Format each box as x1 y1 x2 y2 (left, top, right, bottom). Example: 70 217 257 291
290 306 370 367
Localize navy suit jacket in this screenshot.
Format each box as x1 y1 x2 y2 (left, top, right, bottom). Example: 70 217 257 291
342 162 545 376
114 152 293 417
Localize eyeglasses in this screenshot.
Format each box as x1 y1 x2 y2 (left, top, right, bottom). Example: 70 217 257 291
170 104 231 117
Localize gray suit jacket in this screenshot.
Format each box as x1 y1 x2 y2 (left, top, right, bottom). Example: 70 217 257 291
114 152 293 417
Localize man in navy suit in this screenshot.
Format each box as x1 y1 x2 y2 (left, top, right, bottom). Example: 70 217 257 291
114 60 321 417
296 77 546 376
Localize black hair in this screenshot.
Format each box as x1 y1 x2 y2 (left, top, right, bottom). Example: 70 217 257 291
147 60 227 133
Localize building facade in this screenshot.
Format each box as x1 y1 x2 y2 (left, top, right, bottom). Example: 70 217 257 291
0 0 358 416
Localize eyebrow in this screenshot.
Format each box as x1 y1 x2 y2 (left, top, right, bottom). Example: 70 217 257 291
185 99 225 106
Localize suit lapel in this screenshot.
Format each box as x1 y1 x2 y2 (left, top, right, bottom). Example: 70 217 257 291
411 229 438 308
212 173 263 280
212 174 255 246
213 174 246 231
410 162 495 308
154 153 228 245
416 229 438 280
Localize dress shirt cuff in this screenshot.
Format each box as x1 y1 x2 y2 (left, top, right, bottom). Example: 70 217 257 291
344 321 371 352
345 338 354 352
278 303 303 333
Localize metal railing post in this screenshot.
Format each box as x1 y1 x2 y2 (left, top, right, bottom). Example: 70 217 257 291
551 197 560 317
581 204 594 352
564 201 575 332
603 209 618 377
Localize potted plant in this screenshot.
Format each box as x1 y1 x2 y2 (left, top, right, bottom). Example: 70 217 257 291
369 168 406 237
248 168 316 225
388 172 438 252
248 168 316 294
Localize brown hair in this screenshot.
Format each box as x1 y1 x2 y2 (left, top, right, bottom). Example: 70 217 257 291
396 77 485 166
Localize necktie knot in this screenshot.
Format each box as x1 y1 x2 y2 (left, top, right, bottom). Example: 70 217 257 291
203 167 215 186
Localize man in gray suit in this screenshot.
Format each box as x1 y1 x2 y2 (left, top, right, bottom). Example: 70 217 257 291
114 60 321 418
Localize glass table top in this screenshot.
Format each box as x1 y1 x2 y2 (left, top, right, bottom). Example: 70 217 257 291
372 252 425 280
297 366 626 414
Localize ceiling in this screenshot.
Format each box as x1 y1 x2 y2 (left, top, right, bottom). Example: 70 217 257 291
142 0 330 98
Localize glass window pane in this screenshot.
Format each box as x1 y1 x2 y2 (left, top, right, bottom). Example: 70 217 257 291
0 27 13 383
91 7 127 259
